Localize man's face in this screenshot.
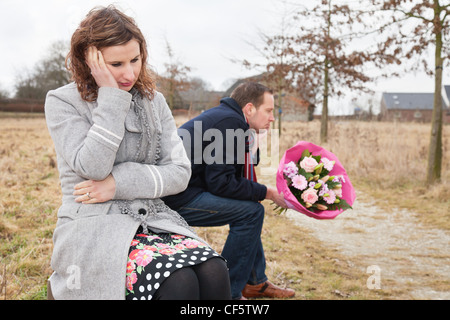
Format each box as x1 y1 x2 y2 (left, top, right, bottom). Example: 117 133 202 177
247 92 275 132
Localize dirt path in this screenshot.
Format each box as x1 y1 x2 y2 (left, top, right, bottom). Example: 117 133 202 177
285 191 450 300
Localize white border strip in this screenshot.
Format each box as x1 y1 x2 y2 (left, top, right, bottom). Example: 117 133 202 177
90 130 120 148
152 166 164 198
146 165 158 198
93 124 122 140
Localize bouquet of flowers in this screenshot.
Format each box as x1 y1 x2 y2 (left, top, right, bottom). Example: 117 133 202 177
276 141 355 219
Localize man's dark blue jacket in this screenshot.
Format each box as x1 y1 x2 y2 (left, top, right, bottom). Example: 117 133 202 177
162 97 267 210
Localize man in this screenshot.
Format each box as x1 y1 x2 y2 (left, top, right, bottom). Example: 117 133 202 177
163 82 294 300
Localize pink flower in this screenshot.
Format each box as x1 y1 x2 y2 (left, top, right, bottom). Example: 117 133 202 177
333 188 342 198
174 243 186 251
182 239 204 249
321 157 335 171
301 188 318 204
159 248 178 255
129 249 139 260
126 260 135 274
299 156 318 173
126 272 137 292
292 174 307 190
323 190 336 204
283 161 298 178
135 250 153 267
146 235 162 241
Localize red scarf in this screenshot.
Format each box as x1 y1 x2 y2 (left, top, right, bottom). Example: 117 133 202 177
244 118 257 182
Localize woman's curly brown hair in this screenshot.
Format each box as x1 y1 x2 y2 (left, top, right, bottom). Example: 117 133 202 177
66 5 156 101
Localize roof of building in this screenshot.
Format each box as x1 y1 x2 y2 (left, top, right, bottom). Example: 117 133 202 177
445 85 450 103
382 92 447 110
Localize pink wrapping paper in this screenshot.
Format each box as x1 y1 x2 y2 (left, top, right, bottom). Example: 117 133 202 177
276 141 356 219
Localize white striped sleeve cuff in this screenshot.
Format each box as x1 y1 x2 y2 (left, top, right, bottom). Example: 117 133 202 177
88 124 122 149
146 165 164 198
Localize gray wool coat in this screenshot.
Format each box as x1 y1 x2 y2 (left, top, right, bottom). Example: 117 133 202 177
45 82 203 300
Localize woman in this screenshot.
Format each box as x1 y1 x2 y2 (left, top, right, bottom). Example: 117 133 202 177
45 5 230 300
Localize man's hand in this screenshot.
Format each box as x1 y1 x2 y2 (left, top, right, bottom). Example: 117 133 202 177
265 187 287 208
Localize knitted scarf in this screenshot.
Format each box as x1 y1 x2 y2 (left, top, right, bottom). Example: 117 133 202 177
244 119 257 182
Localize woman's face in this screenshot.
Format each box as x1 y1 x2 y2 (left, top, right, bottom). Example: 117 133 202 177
100 39 142 91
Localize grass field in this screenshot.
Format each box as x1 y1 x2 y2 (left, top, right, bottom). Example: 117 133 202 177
0 113 448 300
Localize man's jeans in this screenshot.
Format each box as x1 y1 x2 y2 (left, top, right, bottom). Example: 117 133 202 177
177 192 267 299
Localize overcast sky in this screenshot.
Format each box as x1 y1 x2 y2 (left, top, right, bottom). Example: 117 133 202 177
1 0 448 114
0 0 281 92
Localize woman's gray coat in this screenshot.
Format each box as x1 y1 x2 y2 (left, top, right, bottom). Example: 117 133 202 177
45 83 200 299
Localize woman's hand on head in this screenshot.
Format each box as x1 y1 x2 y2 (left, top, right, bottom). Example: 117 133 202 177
85 46 118 89
73 174 116 204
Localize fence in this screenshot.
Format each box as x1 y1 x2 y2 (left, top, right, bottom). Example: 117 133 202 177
0 98 45 113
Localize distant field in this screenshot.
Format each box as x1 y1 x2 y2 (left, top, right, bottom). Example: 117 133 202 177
0 114 448 299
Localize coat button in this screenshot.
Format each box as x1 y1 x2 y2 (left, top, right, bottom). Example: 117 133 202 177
138 208 147 215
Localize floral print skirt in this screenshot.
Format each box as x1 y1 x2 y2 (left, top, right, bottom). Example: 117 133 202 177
125 231 221 300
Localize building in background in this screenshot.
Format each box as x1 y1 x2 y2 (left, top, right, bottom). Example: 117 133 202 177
380 89 450 123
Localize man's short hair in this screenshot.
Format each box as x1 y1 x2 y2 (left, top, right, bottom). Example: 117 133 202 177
230 82 273 109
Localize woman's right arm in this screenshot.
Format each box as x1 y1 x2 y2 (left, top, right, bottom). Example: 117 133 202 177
45 86 132 180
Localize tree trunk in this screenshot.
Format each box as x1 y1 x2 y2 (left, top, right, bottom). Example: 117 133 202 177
321 1 332 144
277 86 283 138
321 62 329 144
427 1 443 185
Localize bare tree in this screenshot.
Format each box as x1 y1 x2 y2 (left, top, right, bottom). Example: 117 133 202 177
14 40 71 99
285 1 374 143
240 5 318 135
180 77 219 116
368 0 450 184
242 32 297 135
239 1 377 141
0 85 10 99
157 40 192 110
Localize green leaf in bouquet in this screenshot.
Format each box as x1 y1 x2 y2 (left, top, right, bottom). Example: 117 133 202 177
314 162 323 174
327 199 352 211
300 149 311 161
339 199 352 210
289 186 303 198
312 155 321 163
285 176 292 186
272 203 288 215
326 180 341 189
298 168 313 181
